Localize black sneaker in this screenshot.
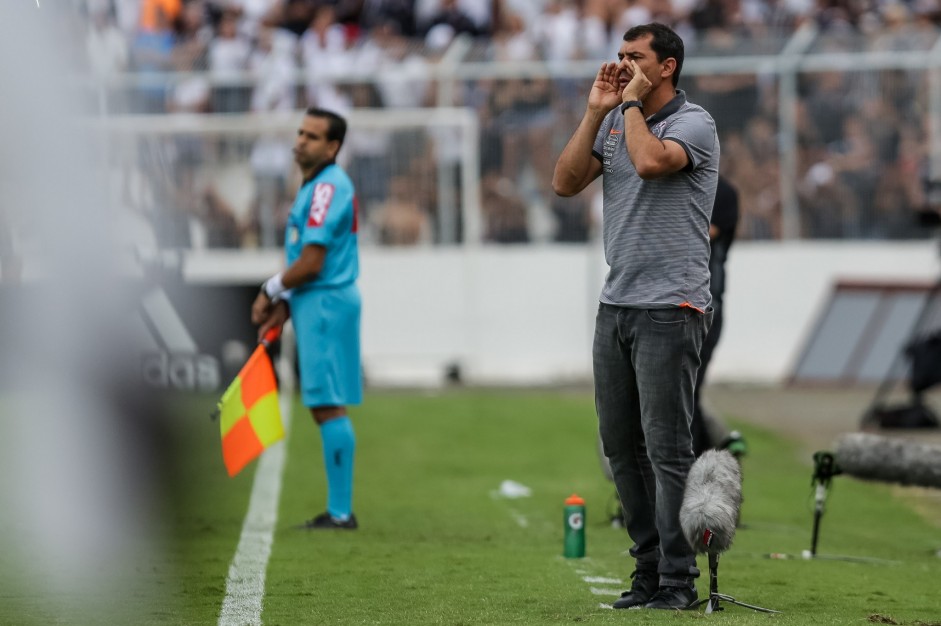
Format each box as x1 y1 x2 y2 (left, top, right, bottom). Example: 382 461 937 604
299 512 358 530
611 569 658 609
644 585 698 610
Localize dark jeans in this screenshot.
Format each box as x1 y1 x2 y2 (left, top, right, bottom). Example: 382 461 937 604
593 303 712 587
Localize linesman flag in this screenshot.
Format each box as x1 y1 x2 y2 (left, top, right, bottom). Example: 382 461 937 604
217 327 284 477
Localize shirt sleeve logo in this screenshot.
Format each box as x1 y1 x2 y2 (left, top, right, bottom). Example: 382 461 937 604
307 183 335 227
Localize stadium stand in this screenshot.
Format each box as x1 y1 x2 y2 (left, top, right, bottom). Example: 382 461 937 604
63 0 941 247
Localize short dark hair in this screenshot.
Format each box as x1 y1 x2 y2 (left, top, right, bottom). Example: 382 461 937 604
305 107 347 149
623 23 684 87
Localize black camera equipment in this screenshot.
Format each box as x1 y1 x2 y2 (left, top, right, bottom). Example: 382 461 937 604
861 233 941 430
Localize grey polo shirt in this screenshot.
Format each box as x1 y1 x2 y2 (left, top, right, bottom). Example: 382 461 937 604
592 90 719 311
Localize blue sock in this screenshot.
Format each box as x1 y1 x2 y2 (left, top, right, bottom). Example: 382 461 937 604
319 416 355 520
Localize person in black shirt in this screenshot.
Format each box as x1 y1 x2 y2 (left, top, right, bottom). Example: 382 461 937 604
691 175 740 456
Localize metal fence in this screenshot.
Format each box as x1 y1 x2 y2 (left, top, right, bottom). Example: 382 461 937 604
95 109 479 250
84 24 941 248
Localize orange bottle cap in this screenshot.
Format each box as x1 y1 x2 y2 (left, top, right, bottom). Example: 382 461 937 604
565 494 585 505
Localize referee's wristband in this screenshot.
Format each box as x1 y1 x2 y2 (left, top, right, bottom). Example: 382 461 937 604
262 272 286 301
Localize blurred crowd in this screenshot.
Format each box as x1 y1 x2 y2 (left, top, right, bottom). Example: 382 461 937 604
62 0 941 247
78 0 941 76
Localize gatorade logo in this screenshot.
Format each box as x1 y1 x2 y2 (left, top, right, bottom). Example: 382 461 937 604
568 512 584 530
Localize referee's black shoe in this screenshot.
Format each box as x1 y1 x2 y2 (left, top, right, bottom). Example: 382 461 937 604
299 512 358 530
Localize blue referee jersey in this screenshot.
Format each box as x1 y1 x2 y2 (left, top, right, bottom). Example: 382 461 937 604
286 163 359 289
285 162 362 407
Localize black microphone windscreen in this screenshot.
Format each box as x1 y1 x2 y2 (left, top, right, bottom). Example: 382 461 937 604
680 449 742 555
834 433 941 490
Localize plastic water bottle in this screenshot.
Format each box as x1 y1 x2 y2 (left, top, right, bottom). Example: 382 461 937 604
563 494 586 558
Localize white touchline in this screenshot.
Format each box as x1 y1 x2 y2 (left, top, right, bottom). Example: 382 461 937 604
566 561 625 608
218 337 295 626
582 576 622 584
589 587 622 596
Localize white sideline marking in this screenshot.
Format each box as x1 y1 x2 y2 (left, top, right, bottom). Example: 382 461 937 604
566 561 623 609
589 587 621 596
583 576 622 584
218 338 295 626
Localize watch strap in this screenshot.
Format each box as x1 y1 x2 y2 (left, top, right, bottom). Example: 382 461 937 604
620 100 644 114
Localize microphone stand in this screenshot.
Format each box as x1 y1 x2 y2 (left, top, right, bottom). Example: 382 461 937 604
690 553 779 614
810 451 839 557
804 451 897 564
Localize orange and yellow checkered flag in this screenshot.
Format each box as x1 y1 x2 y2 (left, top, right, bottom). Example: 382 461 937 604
217 328 284 477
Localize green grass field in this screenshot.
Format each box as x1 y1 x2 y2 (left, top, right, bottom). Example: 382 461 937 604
3 389 941 625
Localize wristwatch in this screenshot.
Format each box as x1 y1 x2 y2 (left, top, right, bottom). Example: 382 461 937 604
620 100 644 114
